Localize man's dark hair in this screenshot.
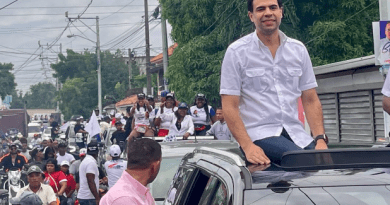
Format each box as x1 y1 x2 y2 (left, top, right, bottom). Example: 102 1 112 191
44 147 55 160
20 137 27 144
127 138 161 169
247 0 283 12
43 158 61 172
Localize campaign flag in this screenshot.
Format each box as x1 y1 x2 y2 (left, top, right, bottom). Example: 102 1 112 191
85 111 101 144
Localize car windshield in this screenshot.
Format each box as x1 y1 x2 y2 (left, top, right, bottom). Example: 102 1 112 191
28 126 40 133
150 157 182 201
44 129 51 134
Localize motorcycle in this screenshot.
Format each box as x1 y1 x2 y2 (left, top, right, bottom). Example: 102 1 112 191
1 167 27 205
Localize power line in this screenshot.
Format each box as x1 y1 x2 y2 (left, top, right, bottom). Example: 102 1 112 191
0 0 18 11
0 11 150 17
3 5 159 9
78 0 93 18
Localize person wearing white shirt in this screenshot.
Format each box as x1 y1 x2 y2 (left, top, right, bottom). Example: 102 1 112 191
206 107 233 140
56 142 75 165
382 74 390 114
155 93 178 136
146 95 159 135
160 102 194 139
128 93 154 140
30 134 42 148
220 0 328 165
104 145 127 188
78 141 100 205
189 93 217 136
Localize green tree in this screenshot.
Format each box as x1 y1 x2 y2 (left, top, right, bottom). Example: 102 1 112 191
52 49 130 119
10 90 24 109
23 82 56 109
160 0 379 105
0 63 16 99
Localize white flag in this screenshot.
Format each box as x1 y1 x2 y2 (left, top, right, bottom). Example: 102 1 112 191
85 111 101 144
60 122 69 132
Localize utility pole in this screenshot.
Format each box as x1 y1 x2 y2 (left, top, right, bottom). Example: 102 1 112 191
128 48 132 89
24 101 28 136
96 16 102 115
161 12 169 91
56 43 62 113
65 13 102 115
144 0 152 95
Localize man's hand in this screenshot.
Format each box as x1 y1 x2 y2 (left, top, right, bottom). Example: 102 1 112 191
315 139 328 150
183 132 190 140
144 100 150 107
242 143 270 165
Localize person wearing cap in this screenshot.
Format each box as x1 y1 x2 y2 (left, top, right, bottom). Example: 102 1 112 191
31 134 42 149
77 141 100 205
110 121 127 152
128 93 154 140
10 190 43 205
104 145 127 188
43 158 67 204
69 148 87 177
51 121 60 141
74 117 88 149
56 142 75 165
60 161 76 205
16 165 57 205
29 147 45 170
190 93 217 136
160 90 169 104
100 138 161 205
160 102 194 140
0 142 28 172
155 93 178 136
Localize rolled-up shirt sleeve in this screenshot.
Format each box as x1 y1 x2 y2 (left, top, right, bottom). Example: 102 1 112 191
220 47 242 96
299 46 318 91
382 74 390 97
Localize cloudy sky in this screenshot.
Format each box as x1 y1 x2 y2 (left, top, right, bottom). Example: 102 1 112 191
0 0 173 94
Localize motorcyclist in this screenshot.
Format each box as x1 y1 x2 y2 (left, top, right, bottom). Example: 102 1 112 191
30 134 42 148
0 143 28 171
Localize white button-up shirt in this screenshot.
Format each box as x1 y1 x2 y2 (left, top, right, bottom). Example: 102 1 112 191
382 74 390 97
160 113 194 136
220 31 317 148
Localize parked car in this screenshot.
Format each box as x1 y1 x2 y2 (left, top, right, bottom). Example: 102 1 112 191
163 147 390 205
42 127 52 139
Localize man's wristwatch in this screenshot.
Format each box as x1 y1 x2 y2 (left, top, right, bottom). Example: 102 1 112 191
314 134 328 145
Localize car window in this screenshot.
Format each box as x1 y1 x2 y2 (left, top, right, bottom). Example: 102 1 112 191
150 157 182 201
182 170 212 205
28 126 40 133
209 182 229 205
165 166 194 205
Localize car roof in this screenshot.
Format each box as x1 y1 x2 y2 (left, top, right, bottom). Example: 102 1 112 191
160 140 239 158
188 147 390 190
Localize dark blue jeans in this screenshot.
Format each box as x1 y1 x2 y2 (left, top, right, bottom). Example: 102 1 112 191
253 132 315 164
78 199 96 205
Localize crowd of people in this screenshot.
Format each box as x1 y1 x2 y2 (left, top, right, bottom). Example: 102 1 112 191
98 91 233 146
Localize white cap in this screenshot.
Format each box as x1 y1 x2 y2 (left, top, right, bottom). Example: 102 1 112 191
115 113 121 118
110 145 121 157
60 160 70 166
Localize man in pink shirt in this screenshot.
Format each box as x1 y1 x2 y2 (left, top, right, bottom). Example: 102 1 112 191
100 138 161 205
